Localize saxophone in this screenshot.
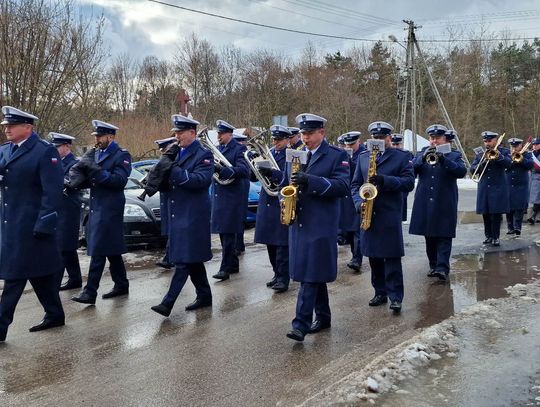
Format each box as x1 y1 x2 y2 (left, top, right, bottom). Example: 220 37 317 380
359 145 379 230
279 156 301 225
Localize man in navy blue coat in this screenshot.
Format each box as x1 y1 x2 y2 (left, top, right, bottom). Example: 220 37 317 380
49 132 83 291
0 106 65 342
287 126 304 150
71 120 131 305
151 115 214 316
281 113 350 342
337 131 365 272
409 126 467 281
351 121 415 313
254 125 291 293
470 131 512 246
211 120 250 281
505 138 534 236
154 136 178 270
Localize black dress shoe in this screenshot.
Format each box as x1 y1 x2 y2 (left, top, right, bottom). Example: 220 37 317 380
71 291 96 305
492 238 500 247
309 320 331 334
515 230 521 236
102 287 129 299
266 276 277 287
156 261 174 269
389 301 402 313
369 295 388 306
347 260 361 272
483 237 493 244
212 270 230 280
427 268 437 277
272 282 288 293
228 268 240 274
506 230 516 235
151 304 172 317
527 218 535 225
29 318 65 332
432 270 448 281
59 279 82 291
286 329 305 342
0 330 6 342
185 298 212 311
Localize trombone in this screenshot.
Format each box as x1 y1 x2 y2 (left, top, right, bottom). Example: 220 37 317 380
511 138 532 163
471 133 505 183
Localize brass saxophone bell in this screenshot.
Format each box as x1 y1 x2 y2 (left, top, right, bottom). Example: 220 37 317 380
359 183 378 201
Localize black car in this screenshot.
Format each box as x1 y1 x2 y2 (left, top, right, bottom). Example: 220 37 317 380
79 168 166 248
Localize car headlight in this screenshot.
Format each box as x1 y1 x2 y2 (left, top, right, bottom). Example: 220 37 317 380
124 204 151 222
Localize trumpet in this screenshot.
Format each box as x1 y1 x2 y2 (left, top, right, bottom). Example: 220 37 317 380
198 128 234 185
511 140 532 163
244 130 280 197
424 147 438 165
471 133 505 183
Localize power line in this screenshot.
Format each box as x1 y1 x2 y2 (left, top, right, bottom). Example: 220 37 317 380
147 1 540 44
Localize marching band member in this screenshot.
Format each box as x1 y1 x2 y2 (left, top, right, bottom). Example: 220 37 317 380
351 121 415 313
254 125 291 292
232 131 249 257
470 131 511 246
391 134 414 222
50 133 83 290
0 106 65 341
284 114 350 341
211 120 250 281
505 138 533 236
409 126 467 281
72 120 132 305
287 126 304 150
528 138 540 224
337 131 365 272
151 115 214 316
154 136 178 270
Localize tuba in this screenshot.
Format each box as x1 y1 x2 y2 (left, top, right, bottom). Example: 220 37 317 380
279 154 302 225
359 143 380 230
197 127 234 185
244 130 280 197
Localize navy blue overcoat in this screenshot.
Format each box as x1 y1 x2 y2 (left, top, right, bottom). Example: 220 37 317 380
58 152 82 251
339 147 362 233
211 139 250 234
282 140 350 283
470 147 511 214
351 148 415 258
0 133 64 279
409 148 467 238
506 153 533 210
86 141 131 256
254 146 288 246
167 139 214 263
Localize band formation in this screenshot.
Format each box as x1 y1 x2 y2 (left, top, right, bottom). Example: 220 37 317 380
1 106 539 343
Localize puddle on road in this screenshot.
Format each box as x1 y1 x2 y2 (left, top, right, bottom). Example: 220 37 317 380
415 246 540 329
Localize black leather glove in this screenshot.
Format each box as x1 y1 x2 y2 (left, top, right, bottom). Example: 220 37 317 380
214 162 223 174
369 175 385 186
436 152 445 162
291 171 309 185
257 165 273 178
162 143 180 159
33 231 49 239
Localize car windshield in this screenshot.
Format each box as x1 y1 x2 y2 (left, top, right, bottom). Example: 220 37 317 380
126 168 145 190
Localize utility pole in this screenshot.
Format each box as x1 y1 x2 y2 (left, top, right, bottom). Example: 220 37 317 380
395 20 470 167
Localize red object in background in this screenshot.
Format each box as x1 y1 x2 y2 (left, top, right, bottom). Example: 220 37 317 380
176 90 191 116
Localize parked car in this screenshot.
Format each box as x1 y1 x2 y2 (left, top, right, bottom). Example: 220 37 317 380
132 159 260 225
79 167 166 248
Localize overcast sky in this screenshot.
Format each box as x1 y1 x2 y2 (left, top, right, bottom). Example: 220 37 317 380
76 0 540 61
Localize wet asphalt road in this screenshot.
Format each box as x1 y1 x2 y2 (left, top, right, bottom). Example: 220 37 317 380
1 189 540 406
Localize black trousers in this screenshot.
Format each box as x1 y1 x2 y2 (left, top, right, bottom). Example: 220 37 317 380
61 250 82 283
219 233 239 272
369 257 404 302
84 255 128 297
266 244 289 285
161 263 212 309
425 236 453 274
0 275 65 333
482 214 503 239
506 209 525 232
292 282 330 333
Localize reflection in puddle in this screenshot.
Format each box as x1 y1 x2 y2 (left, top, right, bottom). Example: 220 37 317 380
416 246 540 328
